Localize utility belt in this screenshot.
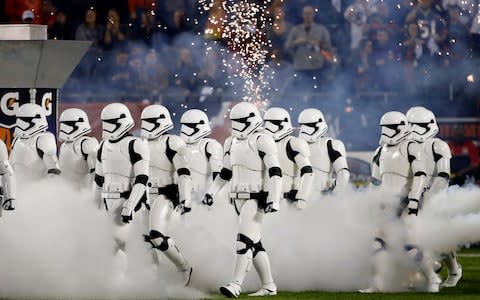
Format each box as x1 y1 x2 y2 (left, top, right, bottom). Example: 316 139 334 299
229 191 268 211
101 190 131 200
102 190 130 212
149 183 180 207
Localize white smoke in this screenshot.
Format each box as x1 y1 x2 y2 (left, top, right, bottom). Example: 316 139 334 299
1 177 480 297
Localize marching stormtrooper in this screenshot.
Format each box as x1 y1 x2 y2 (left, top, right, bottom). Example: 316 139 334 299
141 104 193 286
263 107 313 209
59 108 98 187
180 109 222 196
94 103 149 281
10 103 61 180
406 107 461 288
0 139 15 213
203 102 283 298
297 108 350 193
362 111 439 293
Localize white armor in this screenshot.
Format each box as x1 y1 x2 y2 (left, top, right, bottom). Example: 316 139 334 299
59 108 98 185
372 111 426 207
0 139 15 212
407 108 450 195
407 107 460 288
180 109 223 194
95 103 149 286
364 111 439 293
141 104 193 286
298 108 350 192
10 104 60 180
95 103 149 224
264 107 313 208
205 102 282 298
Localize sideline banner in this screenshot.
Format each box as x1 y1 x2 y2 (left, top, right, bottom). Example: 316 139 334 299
437 118 480 141
0 88 56 150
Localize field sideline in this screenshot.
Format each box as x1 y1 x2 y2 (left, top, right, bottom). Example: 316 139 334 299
213 248 480 299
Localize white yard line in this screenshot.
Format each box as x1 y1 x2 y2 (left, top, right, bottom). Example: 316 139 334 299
458 253 480 257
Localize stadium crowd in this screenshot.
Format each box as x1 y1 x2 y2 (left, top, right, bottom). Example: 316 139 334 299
1 0 479 110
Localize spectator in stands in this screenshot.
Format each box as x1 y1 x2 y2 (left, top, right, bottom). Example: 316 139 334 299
266 5 293 60
446 4 469 59
137 50 170 99
387 0 415 25
283 0 323 25
198 49 223 90
126 46 146 98
49 11 73 40
445 4 471 94
405 0 447 58
165 8 192 42
365 6 401 43
351 38 374 92
401 22 422 94
344 0 375 50
75 8 104 49
103 8 128 51
448 125 480 185
109 50 133 93
204 0 226 41
173 48 200 91
74 7 105 80
4 0 41 24
130 10 157 47
371 29 402 91
285 5 332 90
406 0 448 97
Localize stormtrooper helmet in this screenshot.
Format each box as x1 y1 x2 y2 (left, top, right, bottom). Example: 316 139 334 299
379 111 410 145
141 104 173 140
14 103 48 138
298 108 328 143
263 107 293 141
101 103 134 141
406 106 427 119
229 102 263 139
407 108 438 143
180 109 211 144
59 108 91 142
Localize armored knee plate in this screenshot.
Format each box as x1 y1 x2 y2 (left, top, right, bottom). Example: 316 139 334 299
146 229 171 251
405 244 424 262
237 233 265 257
373 237 386 254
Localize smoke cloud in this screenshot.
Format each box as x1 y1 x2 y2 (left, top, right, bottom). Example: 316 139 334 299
1 176 480 297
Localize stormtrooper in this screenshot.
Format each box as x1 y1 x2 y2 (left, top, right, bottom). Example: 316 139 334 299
297 108 350 193
203 102 283 298
407 107 461 288
362 111 439 293
94 103 149 281
180 109 222 196
59 108 98 187
0 139 15 213
141 104 193 286
10 103 60 180
263 107 313 208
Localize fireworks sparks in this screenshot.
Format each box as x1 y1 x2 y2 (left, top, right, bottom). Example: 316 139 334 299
201 0 273 110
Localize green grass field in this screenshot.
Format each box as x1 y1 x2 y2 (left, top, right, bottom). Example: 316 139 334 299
216 248 480 299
